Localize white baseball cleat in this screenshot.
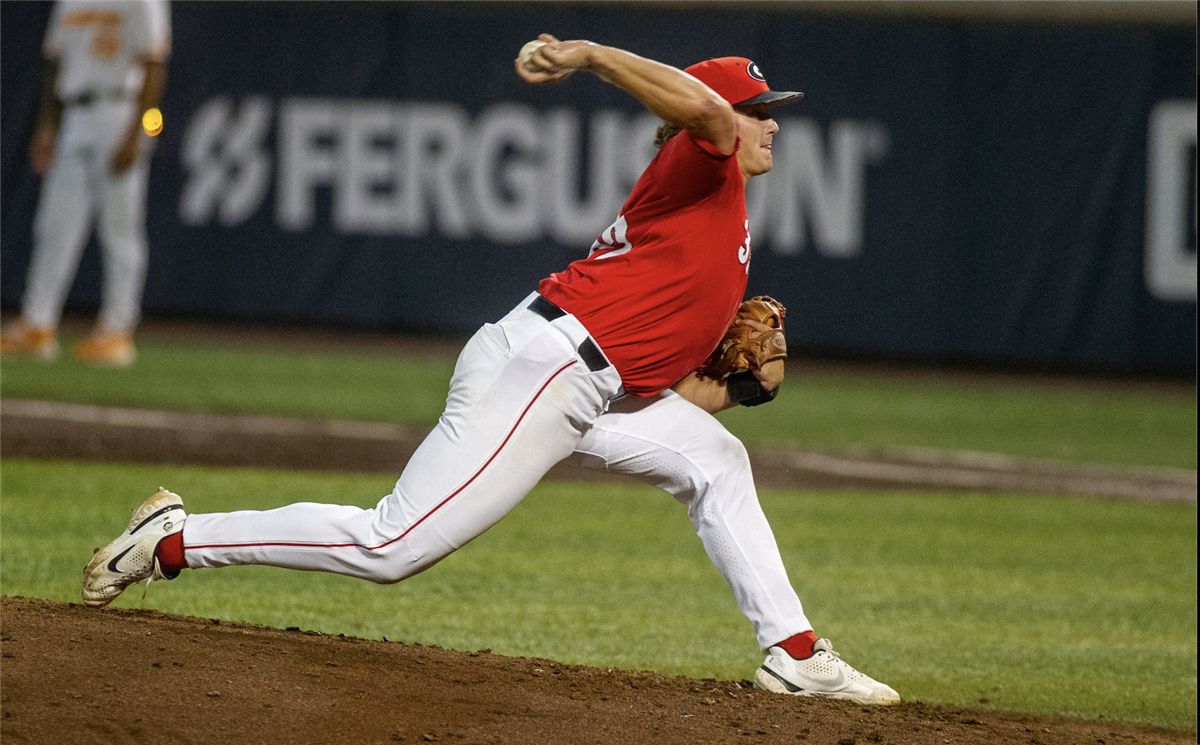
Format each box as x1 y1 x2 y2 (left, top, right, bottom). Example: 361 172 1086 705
753 638 901 705
82 487 186 607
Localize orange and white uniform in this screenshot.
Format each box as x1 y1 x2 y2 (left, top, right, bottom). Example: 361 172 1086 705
22 0 170 335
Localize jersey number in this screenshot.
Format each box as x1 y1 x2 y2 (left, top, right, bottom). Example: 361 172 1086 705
589 214 633 260
738 219 751 274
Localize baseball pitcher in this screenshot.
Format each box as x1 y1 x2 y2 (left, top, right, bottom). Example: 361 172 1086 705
82 34 900 705
0 0 170 366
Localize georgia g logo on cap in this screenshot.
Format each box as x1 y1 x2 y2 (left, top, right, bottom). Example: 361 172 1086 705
747 61 766 82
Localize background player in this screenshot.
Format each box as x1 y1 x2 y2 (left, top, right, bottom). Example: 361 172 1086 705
0 0 170 366
81 34 900 705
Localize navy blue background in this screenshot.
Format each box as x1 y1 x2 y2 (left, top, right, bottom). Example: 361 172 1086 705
2 2 1194 375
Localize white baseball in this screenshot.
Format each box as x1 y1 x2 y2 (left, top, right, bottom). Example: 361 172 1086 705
519 40 547 72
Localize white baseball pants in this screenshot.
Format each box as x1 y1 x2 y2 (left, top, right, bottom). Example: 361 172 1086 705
183 292 812 651
24 99 148 332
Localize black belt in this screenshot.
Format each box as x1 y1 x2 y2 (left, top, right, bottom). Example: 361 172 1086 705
529 296 610 372
62 91 129 107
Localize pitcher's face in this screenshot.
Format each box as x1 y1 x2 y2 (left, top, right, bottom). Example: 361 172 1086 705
734 104 779 181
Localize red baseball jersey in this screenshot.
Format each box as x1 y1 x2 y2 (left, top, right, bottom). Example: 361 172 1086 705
538 130 751 396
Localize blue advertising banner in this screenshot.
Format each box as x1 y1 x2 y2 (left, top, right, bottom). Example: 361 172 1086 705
2 2 1195 375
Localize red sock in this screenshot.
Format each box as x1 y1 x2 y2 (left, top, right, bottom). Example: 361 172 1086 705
776 630 818 659
154 532 187 576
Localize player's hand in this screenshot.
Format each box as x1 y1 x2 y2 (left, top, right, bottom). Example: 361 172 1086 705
754 359 785 391
110 129 139 174
672 372 736 414
514 34 596 85
29 125 57 175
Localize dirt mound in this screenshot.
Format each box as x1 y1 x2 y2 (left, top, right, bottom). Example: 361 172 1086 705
1 596 1191 745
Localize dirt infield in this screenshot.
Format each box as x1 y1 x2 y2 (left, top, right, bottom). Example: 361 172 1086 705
2 596 1192 745
2 398 1195 501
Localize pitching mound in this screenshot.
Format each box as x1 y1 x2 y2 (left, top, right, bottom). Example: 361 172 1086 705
1 596 1190 745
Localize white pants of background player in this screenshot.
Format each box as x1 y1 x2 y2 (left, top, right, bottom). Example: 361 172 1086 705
182 292 812 652
22 99 148 332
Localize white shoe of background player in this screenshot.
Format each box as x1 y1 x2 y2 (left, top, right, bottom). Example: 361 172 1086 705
753 638 901 705
82 488 186 607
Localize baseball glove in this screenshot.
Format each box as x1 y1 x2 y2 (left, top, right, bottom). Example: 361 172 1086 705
696 296 787 379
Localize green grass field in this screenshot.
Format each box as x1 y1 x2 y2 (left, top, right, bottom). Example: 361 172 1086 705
1 334 1196 730
1 332 1195 469
0 459 1194 729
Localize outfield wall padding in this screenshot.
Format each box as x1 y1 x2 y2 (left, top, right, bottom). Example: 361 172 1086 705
1 2 1194 375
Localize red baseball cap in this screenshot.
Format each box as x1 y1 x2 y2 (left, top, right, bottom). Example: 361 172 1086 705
685 57 804 108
